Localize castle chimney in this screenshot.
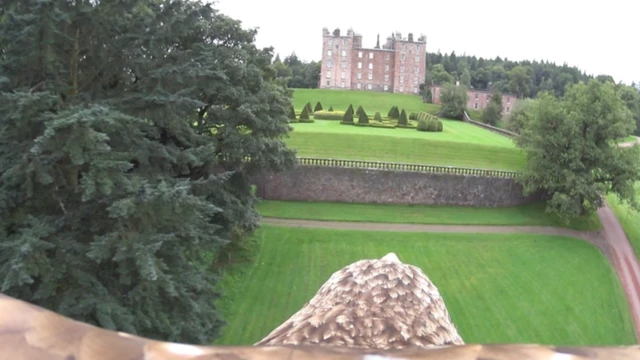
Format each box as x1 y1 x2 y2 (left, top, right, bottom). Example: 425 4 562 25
333 28 340 37
408 33 414 42
375 34 380 48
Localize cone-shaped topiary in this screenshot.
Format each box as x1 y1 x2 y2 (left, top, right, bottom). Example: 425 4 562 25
388 106 400 119
374 111 383 121
288 105 296 120
345 104 354 116
357 110 369 124
356 105 365 117
342 109 354 123
314 101 323 112
328 105 334 112
398 109 408 125
299 106 310 120
305 102 313 113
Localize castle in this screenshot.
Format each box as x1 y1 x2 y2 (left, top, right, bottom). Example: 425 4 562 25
319 28 426 94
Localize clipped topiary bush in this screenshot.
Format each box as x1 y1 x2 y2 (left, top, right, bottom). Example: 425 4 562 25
345 104 354 117
417 119 429 132
299 106 310 120
374 111 383 121
436 120 443 132
328 105 334 111
305 102 313 113
356 105 366 117
341 109 354 124
314 101 323 112
314 110 345 120
398 109 408 125
288 105 298 122
388 106 400 119
357 110 369 124
409 112 418 120
427 119 439 131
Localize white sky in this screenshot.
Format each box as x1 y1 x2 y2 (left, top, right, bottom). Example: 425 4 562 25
214 0 638 85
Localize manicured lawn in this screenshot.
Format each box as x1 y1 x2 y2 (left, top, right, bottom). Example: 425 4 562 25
292 88 439 115
291 119 515 147
215 226 635 346
607 182 640 260
286 131 526 170
257 201 601 231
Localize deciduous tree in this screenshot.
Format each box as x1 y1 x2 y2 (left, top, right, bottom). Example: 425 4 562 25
438 84 468 120
516 81 640 220
482 89 503 126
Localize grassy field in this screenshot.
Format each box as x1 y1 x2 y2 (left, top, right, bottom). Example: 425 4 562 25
257 201 601 231
215 226 635 346
607 182 640 260
286 131 526 170
292 88 440 115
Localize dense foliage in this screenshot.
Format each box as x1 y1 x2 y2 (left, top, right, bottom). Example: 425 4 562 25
273 53 320 88
0 0 295 344
438 84 468 120
482 89 504 126
515 80 640 220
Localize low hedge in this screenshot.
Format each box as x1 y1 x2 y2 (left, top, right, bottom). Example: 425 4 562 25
314 110 345 120
370 122 396 129
298 118 315 123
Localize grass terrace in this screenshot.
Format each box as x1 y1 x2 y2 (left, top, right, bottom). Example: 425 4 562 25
215 226 635 346
257 201 601 231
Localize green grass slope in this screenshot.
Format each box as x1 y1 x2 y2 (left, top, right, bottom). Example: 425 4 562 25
215 227 635 346
256 201 601 231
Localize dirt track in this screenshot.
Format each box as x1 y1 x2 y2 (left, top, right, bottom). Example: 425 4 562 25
262 205 640 341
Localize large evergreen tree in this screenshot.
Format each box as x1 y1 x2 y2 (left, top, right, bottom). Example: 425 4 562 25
0 0 295 344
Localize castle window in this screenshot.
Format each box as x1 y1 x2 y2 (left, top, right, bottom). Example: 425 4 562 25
358 51 363 58
368 73 373 80
416 44 420 51
326 71 331 78
326 80 330 86
341 50 346 57
474 103 478 109
400 76 404 83
341 71 346 79
414 87 418 93
384 74 389 82
400 85 404 91
327 50 332 56
368 63 373 70
386 53 390 60
384 85 389 91
400 66 405 73
328 39 333 46
369 52 373 59
341 82 345 88
326 60 332 67
367 84 372 90
403 44 406 50
414 77 418 84
401 54 405 61
343 38 347 45
507 97 511 104
475 93 479 100
415 66 419 74
507 106 510 112
341 61 347 68
357 72 362 79
415 56 420 62
357 83 361 89
385 65 389 71
358 62 362 69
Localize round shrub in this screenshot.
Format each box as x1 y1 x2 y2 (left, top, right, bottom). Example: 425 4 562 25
409 112 418 120
417 119 429 132
427 119 439 131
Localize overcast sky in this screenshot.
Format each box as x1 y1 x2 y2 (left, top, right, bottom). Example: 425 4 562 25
214 0 638 85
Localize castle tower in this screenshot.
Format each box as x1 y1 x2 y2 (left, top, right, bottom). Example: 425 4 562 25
391 32 426 94
319 28 355 90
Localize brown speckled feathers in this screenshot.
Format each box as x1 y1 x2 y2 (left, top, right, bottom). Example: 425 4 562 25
1 253 640 359
256 252 463 349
